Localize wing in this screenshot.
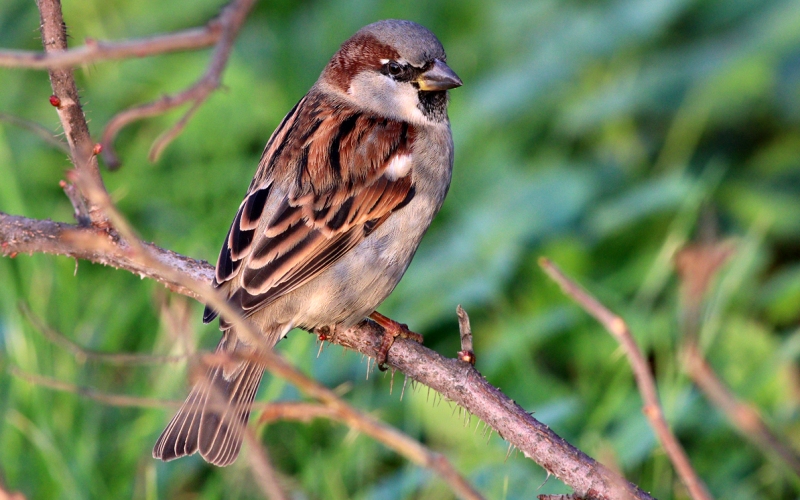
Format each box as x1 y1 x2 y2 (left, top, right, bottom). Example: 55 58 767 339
204 91 417 325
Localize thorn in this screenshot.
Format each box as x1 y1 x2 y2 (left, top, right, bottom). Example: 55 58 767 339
317 339 324 358
400 375 408 401
505 443 513 462
426 386 431 403
538 471 552 490
389 368 395 395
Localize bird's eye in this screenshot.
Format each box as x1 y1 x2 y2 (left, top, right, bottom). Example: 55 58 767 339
386 61 403 76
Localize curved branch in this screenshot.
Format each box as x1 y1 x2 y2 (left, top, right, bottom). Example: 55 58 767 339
0 212 653 500
100 0 257 168
0 213 212 300
0 25 221 69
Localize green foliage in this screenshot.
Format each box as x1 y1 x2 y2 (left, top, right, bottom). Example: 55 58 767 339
2 0 800 498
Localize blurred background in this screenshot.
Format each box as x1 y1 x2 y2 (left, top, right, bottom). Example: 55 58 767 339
2 0 800 498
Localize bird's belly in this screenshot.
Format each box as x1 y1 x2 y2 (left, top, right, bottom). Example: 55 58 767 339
292 196 435 330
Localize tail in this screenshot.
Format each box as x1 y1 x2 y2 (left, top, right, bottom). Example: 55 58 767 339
153 331 266 466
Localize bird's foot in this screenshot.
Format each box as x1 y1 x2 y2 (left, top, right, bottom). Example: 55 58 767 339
369 311 422 371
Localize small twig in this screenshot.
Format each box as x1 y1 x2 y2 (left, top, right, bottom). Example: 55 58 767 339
100 0 257 168
8 365 351 419
38 0 108 227
147 98 205 162
674 241 735 342
0 112 69 153
538 495 584 500
0 25 221 69
539 257 713 500
456 305 476 365
258 402 340 425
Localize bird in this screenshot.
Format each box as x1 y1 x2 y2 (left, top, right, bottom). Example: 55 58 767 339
153 19 462 467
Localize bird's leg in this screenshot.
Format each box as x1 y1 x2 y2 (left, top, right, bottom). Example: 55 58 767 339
369 311 423 371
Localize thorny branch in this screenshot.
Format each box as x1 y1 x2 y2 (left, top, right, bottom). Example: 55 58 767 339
0 211 654 500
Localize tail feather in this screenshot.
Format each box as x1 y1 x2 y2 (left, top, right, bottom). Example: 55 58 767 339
153 332 266 467
199 360 265 465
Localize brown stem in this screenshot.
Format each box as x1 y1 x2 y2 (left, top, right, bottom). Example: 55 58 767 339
0 25 221 69
37 0 108 227
540 257 713 500
456 304 476 365
675 241 800 476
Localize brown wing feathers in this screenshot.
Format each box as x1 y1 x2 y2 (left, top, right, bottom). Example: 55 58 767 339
203 94 416 325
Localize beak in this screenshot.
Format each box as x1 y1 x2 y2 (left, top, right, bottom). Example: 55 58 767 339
416 59 463 91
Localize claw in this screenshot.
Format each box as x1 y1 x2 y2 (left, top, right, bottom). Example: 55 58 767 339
369 311 423 370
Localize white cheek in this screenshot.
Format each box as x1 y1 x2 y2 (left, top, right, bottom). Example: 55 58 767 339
346 73 427 124
384 154 413 180
394 86 427 124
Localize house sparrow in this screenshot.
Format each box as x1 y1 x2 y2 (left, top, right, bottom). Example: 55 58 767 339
153 19 461 467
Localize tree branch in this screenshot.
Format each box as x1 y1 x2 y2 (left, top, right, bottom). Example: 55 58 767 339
0 25 221 69
38 0 108 227
0 212 653 500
